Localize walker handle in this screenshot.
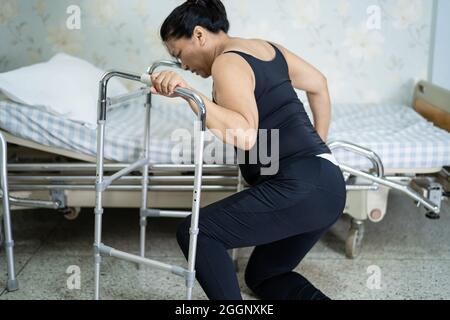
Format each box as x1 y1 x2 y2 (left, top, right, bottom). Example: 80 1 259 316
141 60 206 131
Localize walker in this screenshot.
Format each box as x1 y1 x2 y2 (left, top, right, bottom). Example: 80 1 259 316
93 61 206 300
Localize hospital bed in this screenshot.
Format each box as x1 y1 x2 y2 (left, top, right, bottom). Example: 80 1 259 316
1 61 450 294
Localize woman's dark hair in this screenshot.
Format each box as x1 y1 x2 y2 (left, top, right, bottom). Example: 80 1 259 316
160 0 229 41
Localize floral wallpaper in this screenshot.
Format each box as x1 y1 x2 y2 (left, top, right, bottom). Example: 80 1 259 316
0 0 433 104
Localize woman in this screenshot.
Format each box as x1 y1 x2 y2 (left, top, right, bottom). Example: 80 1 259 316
151 0 346 300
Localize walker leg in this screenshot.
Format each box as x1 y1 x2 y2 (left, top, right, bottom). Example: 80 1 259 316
1 133 19 292
1 206 19 292
139 93 152 269
93 121 106 300
138 216 146 270
185 124 205 299
94 208 103 300
3 212 19 292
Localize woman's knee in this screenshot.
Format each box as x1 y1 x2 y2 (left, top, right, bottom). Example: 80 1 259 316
244 263 262 292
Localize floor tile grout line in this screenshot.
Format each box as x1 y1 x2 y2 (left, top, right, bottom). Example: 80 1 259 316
1 218 63 297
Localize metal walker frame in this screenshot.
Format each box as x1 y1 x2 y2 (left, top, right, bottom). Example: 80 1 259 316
93 61 208 300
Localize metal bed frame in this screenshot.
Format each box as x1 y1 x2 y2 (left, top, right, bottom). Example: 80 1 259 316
328 141 445 257
1 61 446 296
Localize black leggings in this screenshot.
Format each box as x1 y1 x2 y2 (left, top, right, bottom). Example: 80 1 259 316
177 156 346 300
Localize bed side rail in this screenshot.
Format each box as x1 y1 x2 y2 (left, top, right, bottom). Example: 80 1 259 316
329 140 440 215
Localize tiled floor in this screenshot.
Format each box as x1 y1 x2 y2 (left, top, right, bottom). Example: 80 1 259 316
1 189 449 300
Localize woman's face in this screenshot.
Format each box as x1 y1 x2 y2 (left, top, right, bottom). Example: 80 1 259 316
165 29 213 78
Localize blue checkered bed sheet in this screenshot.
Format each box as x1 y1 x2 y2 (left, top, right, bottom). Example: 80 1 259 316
1 97 450 170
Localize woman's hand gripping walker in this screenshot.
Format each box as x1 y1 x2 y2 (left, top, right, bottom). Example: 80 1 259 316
141 71 190 98
93 61 206 300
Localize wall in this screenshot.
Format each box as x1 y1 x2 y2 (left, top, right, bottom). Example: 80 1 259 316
0 0 434 104
431 0 450 90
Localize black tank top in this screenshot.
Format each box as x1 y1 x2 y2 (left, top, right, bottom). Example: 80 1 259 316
214 42 331 185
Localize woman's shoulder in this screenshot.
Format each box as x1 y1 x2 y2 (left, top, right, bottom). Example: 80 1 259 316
211 45 251 74
222 38 274 55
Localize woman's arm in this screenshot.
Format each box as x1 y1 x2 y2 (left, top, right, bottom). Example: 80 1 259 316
273 43 331 142
150 54 259 151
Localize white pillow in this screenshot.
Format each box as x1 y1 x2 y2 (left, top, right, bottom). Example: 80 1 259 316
0 53 129 127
